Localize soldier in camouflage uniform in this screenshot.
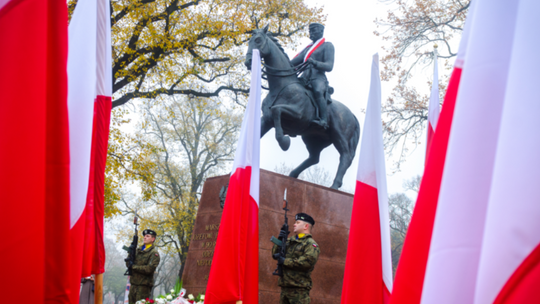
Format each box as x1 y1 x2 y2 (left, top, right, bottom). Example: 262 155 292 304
272 213 320 304
128 229 160 304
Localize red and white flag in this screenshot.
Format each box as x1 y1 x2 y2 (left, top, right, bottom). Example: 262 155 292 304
474 1 540 303
68 0 112 301
388 3 475 304
205 49 261 304
0 0 70 302
425 47 440 162
341 53 392 304
420 0 520 302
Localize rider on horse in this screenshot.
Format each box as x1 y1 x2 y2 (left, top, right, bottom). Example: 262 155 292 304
291 23 335 130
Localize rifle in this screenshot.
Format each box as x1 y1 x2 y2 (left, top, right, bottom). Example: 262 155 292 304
123 215 139 276
270 188 289 277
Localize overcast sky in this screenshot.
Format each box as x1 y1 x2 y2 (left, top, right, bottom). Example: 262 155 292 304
259 0 427 196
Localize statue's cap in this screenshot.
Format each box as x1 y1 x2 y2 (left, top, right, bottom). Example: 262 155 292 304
142 229 157 236
309 23 325 30
295 213 315 225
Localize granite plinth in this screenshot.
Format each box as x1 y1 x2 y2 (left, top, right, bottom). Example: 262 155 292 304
182 169 354 303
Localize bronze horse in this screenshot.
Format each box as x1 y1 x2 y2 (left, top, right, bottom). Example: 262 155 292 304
245 26 360 189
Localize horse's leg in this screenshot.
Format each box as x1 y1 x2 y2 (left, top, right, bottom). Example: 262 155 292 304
271 104 298 151
331 125 360 189
331 151 354 189
260 116 273 138
290 137 331 178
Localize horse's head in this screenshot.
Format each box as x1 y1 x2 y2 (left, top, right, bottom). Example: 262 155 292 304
245 24 270 70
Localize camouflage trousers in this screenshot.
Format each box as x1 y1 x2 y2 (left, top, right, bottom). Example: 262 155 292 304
280 287 311 304
128 284 152 304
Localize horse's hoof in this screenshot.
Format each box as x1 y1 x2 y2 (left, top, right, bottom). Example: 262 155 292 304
278 136 291 151
330 182 341 189
289 170 300 178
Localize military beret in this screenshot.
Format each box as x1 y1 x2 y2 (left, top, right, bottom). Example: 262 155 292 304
295 213 315 226
142 229 157 237
309 23 324 30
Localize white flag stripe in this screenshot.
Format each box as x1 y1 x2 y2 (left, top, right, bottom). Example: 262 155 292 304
357 53 393 291
421 0 520 302
68 0 98 227
96 0 112 96
231 49 261 205
474 1 540 303
427 50 439 129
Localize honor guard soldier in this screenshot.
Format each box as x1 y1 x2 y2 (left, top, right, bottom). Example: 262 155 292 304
128 229 160 304
272 213 320 304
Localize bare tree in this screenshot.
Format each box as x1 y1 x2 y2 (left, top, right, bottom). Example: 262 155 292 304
151 250 181 297
375 0 470 168
388 175 421 275
103 237 129 304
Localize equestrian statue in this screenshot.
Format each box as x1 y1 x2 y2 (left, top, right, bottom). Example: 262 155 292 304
245 23 360 189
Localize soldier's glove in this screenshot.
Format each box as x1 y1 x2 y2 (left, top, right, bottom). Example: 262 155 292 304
278 229 289 239
277 254 286 265
273 253 282 260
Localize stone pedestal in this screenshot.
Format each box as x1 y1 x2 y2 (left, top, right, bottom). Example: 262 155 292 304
181 169 353 304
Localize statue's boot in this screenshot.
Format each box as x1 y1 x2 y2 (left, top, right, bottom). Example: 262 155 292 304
312 95 329 129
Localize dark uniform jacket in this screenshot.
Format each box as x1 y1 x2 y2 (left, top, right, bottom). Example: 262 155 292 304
272 234 320 290
129 245 160 286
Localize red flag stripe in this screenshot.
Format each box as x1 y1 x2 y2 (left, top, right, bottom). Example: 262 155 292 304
205 167 259 303
342 181 388 304
493 243 540 304
44 0 70 301
425 123 435 165
1 0 70 301
91 95 112 274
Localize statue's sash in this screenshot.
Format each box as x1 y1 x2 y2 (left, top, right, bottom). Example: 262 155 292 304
295 38 326 63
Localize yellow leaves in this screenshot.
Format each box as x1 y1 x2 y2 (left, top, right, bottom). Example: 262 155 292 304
110 0 325 105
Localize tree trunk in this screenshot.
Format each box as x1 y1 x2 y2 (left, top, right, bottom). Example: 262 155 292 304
177 262 185 282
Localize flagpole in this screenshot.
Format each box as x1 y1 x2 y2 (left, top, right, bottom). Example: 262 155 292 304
95 273 103 304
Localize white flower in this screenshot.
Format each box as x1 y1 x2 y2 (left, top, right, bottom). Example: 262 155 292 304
188 294 194 300
200 295 204 300
166 295 173 300
170 289 175 294
156 299 165 304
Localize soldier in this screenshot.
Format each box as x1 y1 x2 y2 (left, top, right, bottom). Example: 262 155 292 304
272 213 320 304
128 229 160 304
291 23 335 130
